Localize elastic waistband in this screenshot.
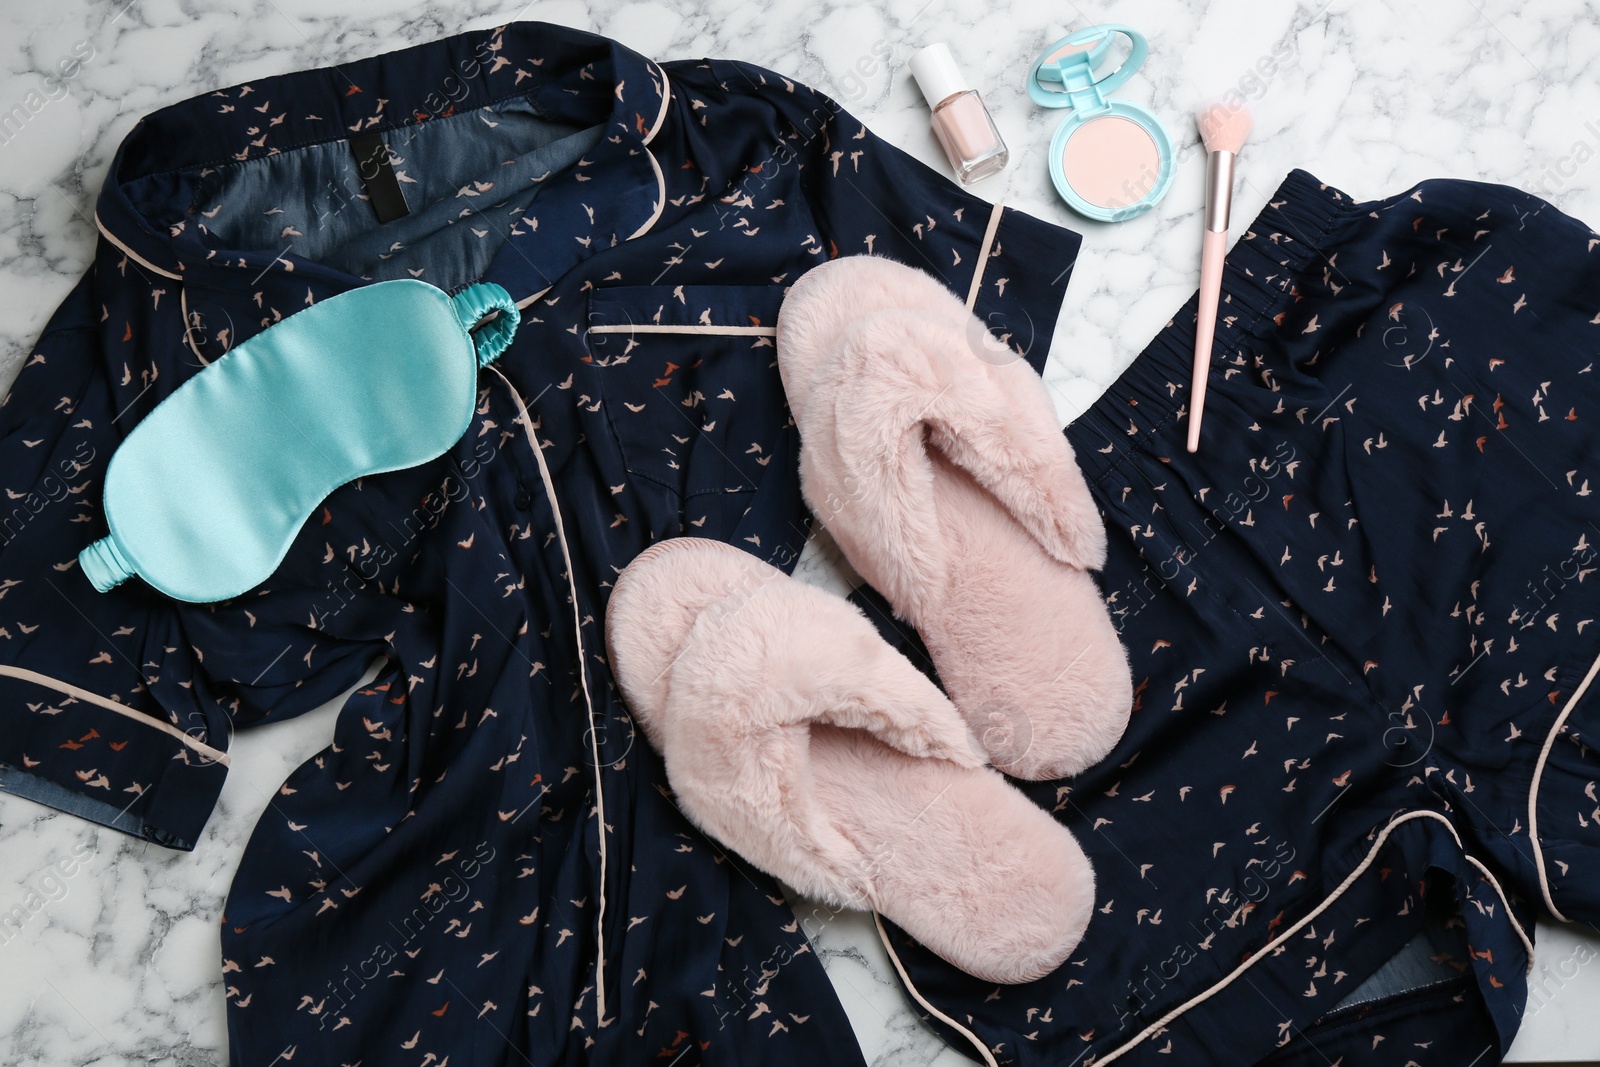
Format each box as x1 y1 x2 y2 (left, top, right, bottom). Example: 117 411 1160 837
1074 168 1362 482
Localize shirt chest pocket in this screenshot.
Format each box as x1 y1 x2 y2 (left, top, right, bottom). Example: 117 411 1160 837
587 284 790 516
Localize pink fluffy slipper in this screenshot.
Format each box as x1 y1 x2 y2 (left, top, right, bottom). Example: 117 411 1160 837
605 537 1095 984
776 255 1132 780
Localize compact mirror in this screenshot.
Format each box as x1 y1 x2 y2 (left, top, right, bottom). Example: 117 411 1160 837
1028 26 1175 222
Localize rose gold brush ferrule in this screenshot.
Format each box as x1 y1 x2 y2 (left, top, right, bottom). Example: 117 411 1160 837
1204 150 1236 232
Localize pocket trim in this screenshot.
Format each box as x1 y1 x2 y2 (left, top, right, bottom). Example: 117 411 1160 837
587 323 776 336
1528 637 1600 923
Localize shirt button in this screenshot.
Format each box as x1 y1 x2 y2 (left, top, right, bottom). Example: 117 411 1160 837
514 483 533 511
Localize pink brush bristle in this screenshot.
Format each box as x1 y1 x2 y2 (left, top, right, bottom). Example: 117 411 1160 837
1197 103 1253 154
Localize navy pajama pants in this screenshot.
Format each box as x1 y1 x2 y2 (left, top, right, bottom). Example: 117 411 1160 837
870 169 1600 1066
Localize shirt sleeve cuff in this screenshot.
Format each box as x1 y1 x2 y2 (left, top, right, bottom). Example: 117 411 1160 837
966 203 1083 378
0 667 226 851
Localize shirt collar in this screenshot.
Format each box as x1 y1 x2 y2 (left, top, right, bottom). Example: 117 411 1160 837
93 22 670 300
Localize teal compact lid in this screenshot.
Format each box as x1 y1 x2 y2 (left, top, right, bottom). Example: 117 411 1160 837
1028 25 1175 222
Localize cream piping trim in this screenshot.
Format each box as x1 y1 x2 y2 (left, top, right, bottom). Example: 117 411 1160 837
514 65 670 304
0 663 229 766
487 363 611 1024
514 286 552 311
644 65 672 146
627 143 667 241
179 287 210 366
873 912 999 1067
964 201 1005 312
94 212 184 281
626 63 671 242
1527 640 1600 923
1092 809 1532 1065
586 324 776 337
1461 852 1537 963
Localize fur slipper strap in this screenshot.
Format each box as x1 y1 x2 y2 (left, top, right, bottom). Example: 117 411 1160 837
656 576 985 905
666 578 984 767
807 308 1106 618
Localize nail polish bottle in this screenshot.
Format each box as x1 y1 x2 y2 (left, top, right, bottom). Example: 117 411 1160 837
910 43 1009 184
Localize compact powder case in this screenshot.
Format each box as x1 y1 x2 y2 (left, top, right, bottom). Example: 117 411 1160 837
1027 25 1175 222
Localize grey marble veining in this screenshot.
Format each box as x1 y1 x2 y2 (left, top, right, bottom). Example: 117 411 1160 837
1 0 1599 1064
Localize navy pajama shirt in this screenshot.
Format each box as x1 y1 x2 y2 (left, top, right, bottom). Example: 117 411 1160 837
0 22 1079 1067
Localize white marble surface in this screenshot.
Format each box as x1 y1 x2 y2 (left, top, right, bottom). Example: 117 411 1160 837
2 0 1599 1063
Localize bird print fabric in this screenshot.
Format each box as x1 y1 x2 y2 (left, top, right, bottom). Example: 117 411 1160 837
865 169 1600 1065
0 21 1081 1067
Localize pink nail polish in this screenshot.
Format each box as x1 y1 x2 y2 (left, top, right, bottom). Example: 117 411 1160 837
910 44 1008 185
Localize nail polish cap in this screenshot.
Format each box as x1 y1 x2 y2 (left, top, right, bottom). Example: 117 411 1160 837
910 43 970 109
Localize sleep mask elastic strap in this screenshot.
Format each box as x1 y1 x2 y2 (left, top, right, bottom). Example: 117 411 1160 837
454 283 521 365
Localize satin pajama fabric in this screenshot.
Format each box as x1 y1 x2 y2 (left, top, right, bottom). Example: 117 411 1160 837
0 22 1080 1066
871 168 1600 1066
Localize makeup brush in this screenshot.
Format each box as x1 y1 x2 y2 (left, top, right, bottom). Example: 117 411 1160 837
1186 102 1253 453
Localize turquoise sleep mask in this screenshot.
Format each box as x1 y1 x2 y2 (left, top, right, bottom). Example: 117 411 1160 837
79 279 520 603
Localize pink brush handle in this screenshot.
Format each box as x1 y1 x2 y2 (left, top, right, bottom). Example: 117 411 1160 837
1187 228 1228 453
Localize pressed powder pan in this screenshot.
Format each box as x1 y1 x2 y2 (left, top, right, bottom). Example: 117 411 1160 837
1060 115 1163 210
1028 25 1175 222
